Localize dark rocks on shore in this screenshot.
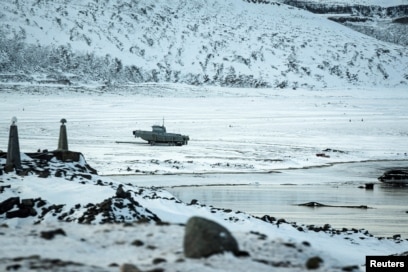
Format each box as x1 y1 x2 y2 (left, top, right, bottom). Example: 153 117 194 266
258 214 276 223
0 151 98 179
188 199 199 205
183 216 242 258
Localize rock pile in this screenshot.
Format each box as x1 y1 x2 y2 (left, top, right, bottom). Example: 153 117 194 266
77 186 161 224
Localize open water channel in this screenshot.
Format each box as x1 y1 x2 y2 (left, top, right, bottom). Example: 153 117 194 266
112 160 408 238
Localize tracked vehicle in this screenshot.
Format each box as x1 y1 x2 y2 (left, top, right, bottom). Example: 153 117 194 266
133 124 189 146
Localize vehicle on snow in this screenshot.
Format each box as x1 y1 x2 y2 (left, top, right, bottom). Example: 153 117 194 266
133 123 189 146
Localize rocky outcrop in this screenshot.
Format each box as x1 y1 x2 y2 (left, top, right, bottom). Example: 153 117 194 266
0 151 97 178
77 193 161 224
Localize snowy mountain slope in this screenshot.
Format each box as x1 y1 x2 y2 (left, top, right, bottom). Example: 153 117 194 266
1 0 407 89
279 0 408 46
276 0 408 8
280 0 408 8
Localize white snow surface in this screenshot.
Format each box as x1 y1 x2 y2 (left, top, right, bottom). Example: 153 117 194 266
2 84 407 176
0 84 408 271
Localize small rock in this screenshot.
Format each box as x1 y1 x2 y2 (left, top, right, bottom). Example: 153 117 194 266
120 263 141 272
323 224 331 231
131 240 144 247
342 265 359 271
259 215 275 223
152 258 166 264
40 228 66 240
302 241 311 247
184 216 239 258
393 234 401 240
306 256 323 270
0 197 20 214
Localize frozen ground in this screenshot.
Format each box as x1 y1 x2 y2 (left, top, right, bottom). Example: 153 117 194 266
1 84 408 271
1 84 407 176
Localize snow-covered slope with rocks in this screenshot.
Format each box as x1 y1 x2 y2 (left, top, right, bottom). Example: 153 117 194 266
1 0 407 89
1 151 407 271
280 0 408 46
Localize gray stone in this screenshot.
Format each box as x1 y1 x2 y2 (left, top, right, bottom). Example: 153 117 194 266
183 216 239 258
120 263 141 272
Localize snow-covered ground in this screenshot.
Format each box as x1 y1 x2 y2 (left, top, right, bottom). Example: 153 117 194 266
1 84 407 271
1 84 407 176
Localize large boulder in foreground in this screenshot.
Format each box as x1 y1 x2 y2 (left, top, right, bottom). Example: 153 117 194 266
184 216 239 258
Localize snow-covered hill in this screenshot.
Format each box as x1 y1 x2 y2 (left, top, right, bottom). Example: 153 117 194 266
1 0 407 89
280 0 408 46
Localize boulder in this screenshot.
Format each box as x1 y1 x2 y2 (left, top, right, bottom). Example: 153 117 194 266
183 216 239 258
120 263 141 272
306 256 323 270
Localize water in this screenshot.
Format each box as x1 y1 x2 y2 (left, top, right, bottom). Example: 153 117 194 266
168 182 408 238
111 160 408 238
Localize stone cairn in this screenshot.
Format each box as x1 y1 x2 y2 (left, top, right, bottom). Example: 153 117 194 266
5 117 21 172
57 118 69 151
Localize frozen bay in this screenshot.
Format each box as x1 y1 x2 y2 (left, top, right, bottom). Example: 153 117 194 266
1 84 407 176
